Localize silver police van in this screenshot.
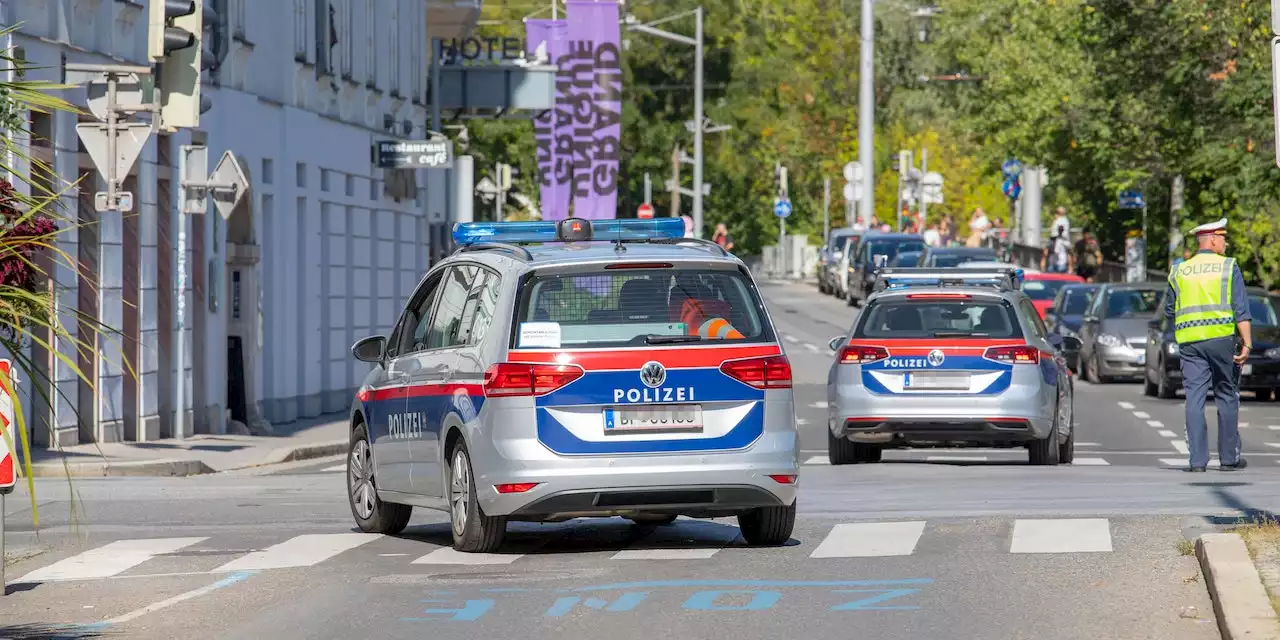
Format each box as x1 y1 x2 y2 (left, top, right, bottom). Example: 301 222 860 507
348 218 799 552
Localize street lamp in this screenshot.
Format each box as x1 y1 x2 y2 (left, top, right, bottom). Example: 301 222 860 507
625 7 727 238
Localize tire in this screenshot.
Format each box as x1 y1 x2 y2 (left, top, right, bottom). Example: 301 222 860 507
738 503 796 546
1157 369 1176 399
847 291 858 306
1257 388 1275 402
347 423 413 535
854 443 883 463
1057 397 1075 464
1028 415 1061 466
1086 353 1109 384
626 514 678 526
828 428 858 465
1143 371 1158 397
447 440 507 553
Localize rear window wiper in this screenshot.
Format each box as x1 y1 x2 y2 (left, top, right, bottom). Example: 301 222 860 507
645 335 704 344
932 331 991 337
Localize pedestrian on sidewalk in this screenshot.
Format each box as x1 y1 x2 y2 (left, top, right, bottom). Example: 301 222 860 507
1073 230 1102 282
1165 218 1252 472
712 223 734 251
1041 222 1073 273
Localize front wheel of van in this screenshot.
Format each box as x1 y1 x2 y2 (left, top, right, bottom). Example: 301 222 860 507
348 423 412 535
738 503 796 546
448 441 507 553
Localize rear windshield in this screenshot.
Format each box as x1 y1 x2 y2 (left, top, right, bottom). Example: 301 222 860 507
1104 289 1161 318
864 240 925 261
1060 289 1094 314
854 298 1023 339
929 250 996 268
515 268 773 349
1020 279 1072 301
890 252 922 267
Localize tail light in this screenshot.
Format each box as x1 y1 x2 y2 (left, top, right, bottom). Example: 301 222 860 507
838 345 890 364
720 355 792 389
483 363 584 397
495 483 540 494
906 293 971 300
768 474 797 484
984 345 1040 365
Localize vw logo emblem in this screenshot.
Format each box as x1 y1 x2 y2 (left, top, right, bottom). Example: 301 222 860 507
640 361 666 388
927 349 946 367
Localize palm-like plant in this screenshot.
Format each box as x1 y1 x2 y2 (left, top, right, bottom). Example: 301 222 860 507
1 25 128 526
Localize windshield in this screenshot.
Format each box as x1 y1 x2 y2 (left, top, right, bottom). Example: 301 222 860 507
833 235 853 251
1249 295 1279 326
1104 289 1161 318
865 240 925 262
516 268 773 349
855 298 1023 338
1061 289 1095 314
1020 279 1072 301
929 250 997 268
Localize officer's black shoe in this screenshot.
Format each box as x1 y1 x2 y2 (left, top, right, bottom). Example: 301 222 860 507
1221 458 1248 471
1189 466 1207 473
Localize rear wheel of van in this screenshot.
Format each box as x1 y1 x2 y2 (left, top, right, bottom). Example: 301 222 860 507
448 441 507 553
347 423 413 535
738 503 796 546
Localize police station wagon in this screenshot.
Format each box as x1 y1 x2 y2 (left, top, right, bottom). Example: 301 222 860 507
347 218 799 552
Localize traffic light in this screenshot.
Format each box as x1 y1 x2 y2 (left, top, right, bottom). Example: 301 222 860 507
149 0 203 130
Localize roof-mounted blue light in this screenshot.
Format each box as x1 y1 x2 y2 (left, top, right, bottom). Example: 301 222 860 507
873 267 1023 293
451 217 686 247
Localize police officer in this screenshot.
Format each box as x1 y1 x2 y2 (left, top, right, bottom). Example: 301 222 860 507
1164 218 1252 472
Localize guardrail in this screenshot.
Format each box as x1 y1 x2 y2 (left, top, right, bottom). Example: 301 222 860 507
990 236 1166 284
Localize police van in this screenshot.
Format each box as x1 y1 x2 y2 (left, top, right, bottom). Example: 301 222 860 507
347 218 799 552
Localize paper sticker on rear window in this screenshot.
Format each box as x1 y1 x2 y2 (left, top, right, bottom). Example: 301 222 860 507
519 322 562 348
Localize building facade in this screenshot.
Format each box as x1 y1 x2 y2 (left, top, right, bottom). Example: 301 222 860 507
5 0 479 447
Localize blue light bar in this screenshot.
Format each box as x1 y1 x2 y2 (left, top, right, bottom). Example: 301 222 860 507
873 267 1023 293
452 221 559 246
591 218 686 240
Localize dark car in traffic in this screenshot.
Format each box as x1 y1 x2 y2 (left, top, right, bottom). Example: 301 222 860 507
846 233 925 306
1143 287 1280 399
1044 283 1101 372
889 250 923 267
918 246 999 268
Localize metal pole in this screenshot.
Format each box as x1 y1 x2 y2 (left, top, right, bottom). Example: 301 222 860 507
105 74 118 209
174 153 187 441
692 5 704 239
857 0 875 228
919 148 928 230
495 162 504 222
644 172 652 205
822 178 831 243
779 216 786 279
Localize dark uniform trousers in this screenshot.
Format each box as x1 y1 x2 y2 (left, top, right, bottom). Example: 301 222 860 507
1179 335 1242 468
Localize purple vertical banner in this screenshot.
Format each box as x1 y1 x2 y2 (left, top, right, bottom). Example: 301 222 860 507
525 19 570 221
565 0 623 220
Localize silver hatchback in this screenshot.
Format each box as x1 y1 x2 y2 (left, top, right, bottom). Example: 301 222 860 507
347 218 799 552
826 267 1079 465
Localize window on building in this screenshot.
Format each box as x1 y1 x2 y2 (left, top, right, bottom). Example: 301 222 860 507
341 0 354 78
410 4 422 101
296 162 307 188
261 158 273 185
294 0 308 61
314 0 337 74
389 2 400 94
231 0 246 39
345 175 355 197
365 0 376 87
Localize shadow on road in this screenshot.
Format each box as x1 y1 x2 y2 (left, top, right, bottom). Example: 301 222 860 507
0 624 113 639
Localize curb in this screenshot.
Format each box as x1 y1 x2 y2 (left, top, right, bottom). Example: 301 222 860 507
256 439 349 467
1197 533 1280 639
25 458 215 478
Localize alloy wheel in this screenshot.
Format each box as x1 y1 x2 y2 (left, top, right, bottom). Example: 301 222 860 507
349 439 376 520
450 449 471 537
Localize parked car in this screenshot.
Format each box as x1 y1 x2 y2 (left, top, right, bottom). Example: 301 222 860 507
1144 287 1280 399
833 231 867 300
1045 283 1101 372
1019 272 1085 320
846 233 926 306
919 246 999 268
1077 283 1164 383
819 228 859 295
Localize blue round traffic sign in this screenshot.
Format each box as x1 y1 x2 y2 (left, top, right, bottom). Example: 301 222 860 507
774 198 792 218
1002 178 1022 200
1001 159 1023 179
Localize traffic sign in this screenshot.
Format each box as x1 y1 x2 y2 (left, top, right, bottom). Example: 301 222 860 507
921 172 944 204
1117 190 1145 210
210 151 251 220
637 202 654 219
373 139 454 169
843 161 859 183
843 182 862 202
85 72 146 122
77 121 151 194
1001 159 1023 179
1002 178 1022 200
774 198 792 218
0 359 15 494
94 191 134 212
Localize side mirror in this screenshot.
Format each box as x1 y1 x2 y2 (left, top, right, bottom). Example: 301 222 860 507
352 335 387 363
873 254 888 269
828 336 845 352
1147 318 1161 329
1062 336 1082 351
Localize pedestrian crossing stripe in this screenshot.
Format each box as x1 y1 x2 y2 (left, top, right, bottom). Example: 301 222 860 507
9 517 1123 583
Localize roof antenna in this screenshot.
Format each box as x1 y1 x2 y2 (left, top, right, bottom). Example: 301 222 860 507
614 223 626 252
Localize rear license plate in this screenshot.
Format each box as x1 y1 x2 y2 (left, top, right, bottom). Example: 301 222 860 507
604 405 704 432
903 372 971 390
1242 364 1253 376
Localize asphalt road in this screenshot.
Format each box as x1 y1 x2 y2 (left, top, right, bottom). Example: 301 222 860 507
5 280 1278 638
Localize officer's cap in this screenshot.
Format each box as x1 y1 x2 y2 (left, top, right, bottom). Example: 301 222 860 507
1191 218 1228 237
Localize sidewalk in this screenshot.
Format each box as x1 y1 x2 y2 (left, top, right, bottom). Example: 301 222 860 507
18 413 349 478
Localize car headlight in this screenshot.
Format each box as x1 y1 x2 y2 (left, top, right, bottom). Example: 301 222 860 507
1266 347 1280 360
1097 334 1122 348
1167 342 1179 355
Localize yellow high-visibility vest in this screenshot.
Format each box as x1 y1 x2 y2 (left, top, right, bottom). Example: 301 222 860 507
1169 253 1236 344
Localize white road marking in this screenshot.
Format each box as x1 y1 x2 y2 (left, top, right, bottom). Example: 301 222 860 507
784 335 800 344
1161 458 1220 468
1075 442 1101 447
214 533 381 572
16 537 209 582
810 521 927 558
1117 402 1135 410
1010 518 1112 554
611 522 741 560
1132 411 1151 419
1146 420 1164 427
804 456 830 465
796 418 809 426
810 401 829 409
805 343 820 352
1071 458 1110 465
1241 422 1251 428
1172 440 1190 455
1265 442 1280 449
412 548 523 565
322 465 346 472
925 456 987 463
100 571 255 625
1157 430 1177 438
1269 426 1280 431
